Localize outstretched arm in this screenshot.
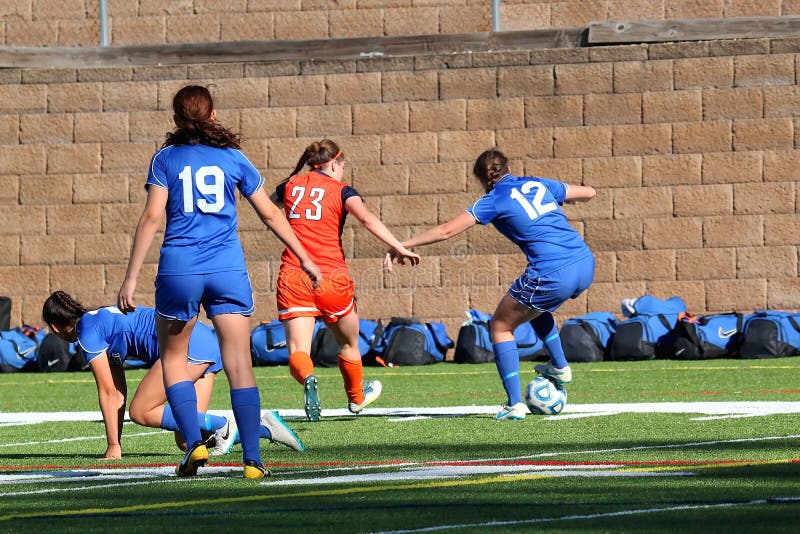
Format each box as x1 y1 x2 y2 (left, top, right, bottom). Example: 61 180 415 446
247 188 321 287
403 211 477 249
118 186 167 312
564 185 596 204
344 196 420 271
89 355 128 460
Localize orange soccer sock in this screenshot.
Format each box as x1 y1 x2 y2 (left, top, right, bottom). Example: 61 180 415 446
288 351 314 385
338 354 364 404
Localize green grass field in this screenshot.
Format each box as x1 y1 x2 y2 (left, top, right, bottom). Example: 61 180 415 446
2 359 800 532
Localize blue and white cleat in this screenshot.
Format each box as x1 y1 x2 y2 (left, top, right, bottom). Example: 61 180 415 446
348 380 382 414
209 416 238 456
304 375 321 422
534 362 572 386
495 403 527 421
261 410 306 452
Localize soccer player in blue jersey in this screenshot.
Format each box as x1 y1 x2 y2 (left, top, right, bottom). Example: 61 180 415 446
42 291 305 460
392 149 596 420
116 85 320 478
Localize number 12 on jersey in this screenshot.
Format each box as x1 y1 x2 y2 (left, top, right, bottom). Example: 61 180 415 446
510 181 556 219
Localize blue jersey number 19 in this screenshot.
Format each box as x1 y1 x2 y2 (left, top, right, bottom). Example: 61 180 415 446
178 165 225 213
510 181 556 220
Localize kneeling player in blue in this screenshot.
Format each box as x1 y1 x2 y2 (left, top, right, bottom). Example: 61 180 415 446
43 291 304 459
392 149 596 420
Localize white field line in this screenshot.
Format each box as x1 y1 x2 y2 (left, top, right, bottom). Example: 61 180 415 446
4 401 800 425
373 497 800 534
2 475 234 497
0 430 166 448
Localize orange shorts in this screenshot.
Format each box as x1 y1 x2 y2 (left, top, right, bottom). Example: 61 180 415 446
276 268 355 323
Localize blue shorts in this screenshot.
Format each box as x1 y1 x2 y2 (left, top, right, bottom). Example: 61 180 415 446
188 321 223 374
155 270 254 322
508 254 595 313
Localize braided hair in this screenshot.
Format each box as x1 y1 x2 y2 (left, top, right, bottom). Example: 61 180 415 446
42 290 88 328
472 149 510 193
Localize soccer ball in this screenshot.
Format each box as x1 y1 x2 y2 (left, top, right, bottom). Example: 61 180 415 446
525 377 567 415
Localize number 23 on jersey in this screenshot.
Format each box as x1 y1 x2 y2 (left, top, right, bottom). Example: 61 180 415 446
288 185 325 221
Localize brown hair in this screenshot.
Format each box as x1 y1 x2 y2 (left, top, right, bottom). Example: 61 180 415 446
287 139 343 180
472 149 510 193
163 85 241 149
42 290 88 328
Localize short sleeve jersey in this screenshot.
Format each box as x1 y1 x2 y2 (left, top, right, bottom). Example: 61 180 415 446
467 174 591 275
274 170 360 274
147 144 264 275
75 307 159 367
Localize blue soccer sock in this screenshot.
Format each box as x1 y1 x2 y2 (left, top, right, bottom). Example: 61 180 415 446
230 387 262 463
531 312 569 369
493 340 522 406
160 408 227 432
164 381 202 446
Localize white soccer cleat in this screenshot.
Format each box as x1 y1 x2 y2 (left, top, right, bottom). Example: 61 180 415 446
260 410 306 452
209 416 238 456
348 380 382 414
495 403 527 421
534 362 572 385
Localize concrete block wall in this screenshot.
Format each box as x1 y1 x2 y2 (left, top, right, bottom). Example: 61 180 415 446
1 1 799 47
1 37 799 341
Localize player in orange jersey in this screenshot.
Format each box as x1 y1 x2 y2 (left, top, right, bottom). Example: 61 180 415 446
274 139 419 421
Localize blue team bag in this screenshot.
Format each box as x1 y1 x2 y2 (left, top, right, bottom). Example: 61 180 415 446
377 317 453 366
453 309 546 364
560 312 617 363
250 320 290 366
669 312 746 360
610 296 687 361
739 310 800 359
0 326 47 373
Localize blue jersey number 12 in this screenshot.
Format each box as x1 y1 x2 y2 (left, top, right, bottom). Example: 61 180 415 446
510 181 556 219
178 165 225 213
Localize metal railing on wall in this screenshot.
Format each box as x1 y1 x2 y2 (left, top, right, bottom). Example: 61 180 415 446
95 0 504 47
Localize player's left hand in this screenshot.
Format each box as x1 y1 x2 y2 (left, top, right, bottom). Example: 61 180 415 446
384 246 420 272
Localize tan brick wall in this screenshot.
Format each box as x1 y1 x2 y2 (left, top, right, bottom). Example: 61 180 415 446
0 36 798 355
3 1 798 46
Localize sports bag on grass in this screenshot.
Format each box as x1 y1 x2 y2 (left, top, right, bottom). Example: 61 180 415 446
251 320 289 366
37 333 88 372
0 325 47 373
610 296 687 361
0 296 10 331
453 309 546 364
669 313 745 360
739 311 800 359
560 312 617 363
378 317 453 366
311 319 384 367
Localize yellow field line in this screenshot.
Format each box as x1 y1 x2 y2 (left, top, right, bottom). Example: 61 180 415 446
0 473 552 522
625 457 795 473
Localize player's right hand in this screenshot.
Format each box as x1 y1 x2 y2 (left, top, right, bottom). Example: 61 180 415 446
301 259 322 289
117 279 137 313
101 443 122 460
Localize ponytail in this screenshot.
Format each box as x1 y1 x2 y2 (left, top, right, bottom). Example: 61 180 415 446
473 149 510 193
286 139 343 181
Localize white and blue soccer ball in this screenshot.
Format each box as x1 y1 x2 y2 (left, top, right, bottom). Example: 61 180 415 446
525 377 567 415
